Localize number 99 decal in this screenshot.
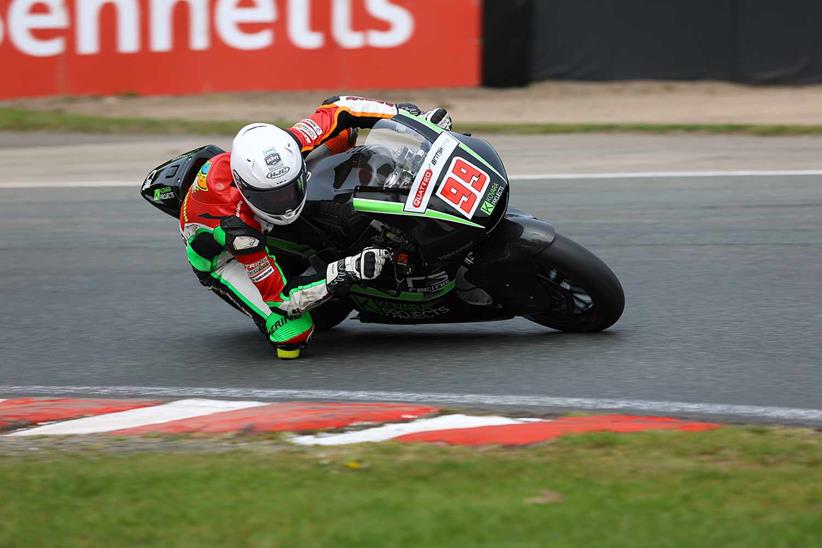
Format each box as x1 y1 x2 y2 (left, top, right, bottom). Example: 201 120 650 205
435 157 490 219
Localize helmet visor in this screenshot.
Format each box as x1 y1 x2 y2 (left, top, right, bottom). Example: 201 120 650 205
236 167 307 216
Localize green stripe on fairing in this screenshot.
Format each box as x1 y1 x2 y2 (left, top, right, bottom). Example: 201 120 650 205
397 111 504 180
398 110 444 134
352 198 483 229
457 141 504 180
350 281 455 302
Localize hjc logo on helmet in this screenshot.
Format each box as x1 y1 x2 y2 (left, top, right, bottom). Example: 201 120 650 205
266 167 291 179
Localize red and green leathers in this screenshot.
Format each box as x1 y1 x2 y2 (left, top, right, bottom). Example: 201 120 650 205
179 97 400 351
180 151 327 349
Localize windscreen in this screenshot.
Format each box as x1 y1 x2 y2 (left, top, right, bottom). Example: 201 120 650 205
355 119 432 190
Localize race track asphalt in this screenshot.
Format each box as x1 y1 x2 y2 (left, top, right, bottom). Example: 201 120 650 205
1 137 821 424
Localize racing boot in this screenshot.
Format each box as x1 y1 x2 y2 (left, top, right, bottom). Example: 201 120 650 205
266 312 314 360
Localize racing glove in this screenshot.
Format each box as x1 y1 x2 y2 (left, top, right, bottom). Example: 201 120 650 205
397 103 422 116
423 108 453 131
326 248 391 294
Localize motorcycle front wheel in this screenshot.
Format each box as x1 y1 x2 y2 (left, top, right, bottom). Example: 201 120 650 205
524 234 624 332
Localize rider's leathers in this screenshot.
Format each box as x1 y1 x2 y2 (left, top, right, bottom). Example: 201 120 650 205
179 96 399 349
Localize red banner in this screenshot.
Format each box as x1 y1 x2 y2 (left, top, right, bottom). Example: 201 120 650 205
0 0 480 98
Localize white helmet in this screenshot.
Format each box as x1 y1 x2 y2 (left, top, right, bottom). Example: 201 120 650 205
230 123 308 226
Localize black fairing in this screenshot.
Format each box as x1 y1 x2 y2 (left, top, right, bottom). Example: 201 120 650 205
303 145 500 264
352 211 558 325
141 145 225 218
452 134 508 181
139 117 570 324
451 134 510 235
465 213 558 315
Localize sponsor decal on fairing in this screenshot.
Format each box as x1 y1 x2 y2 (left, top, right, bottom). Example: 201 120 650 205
351 295 450 320
153 186 175 201
403 133 460 213
435 157 490 220
480 182 504 215
405 271 451 294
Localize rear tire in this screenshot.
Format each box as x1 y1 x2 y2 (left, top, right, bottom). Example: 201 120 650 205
524 234 624 332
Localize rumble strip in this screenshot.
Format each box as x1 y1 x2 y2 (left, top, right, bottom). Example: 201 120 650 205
0 398 718 445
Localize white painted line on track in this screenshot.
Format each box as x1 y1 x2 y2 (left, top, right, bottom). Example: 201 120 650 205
0 399 6 404
509 169 822 180
1 386 820 423
3 169 822 189
292 414 531 446
7 398 266 436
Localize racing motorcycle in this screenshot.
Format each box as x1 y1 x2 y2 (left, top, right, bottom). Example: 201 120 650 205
141 112 624 333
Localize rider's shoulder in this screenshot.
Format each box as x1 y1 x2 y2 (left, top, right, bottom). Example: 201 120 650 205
204 153 233 187
187 152 241 207
203 153 242 195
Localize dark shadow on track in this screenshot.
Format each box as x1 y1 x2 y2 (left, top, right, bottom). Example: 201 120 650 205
207 323 622 362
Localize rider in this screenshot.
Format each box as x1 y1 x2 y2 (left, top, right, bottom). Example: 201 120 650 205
180 96 452 359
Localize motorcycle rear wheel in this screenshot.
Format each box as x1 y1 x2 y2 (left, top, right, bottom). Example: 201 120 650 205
524 234 624 332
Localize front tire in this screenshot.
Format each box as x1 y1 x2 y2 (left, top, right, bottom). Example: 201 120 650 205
524 234 624 332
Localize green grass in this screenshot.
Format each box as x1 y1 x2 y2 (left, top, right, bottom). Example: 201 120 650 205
461 122 822 136
3 107 822 136
0 107 281 135
1 427 820 547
